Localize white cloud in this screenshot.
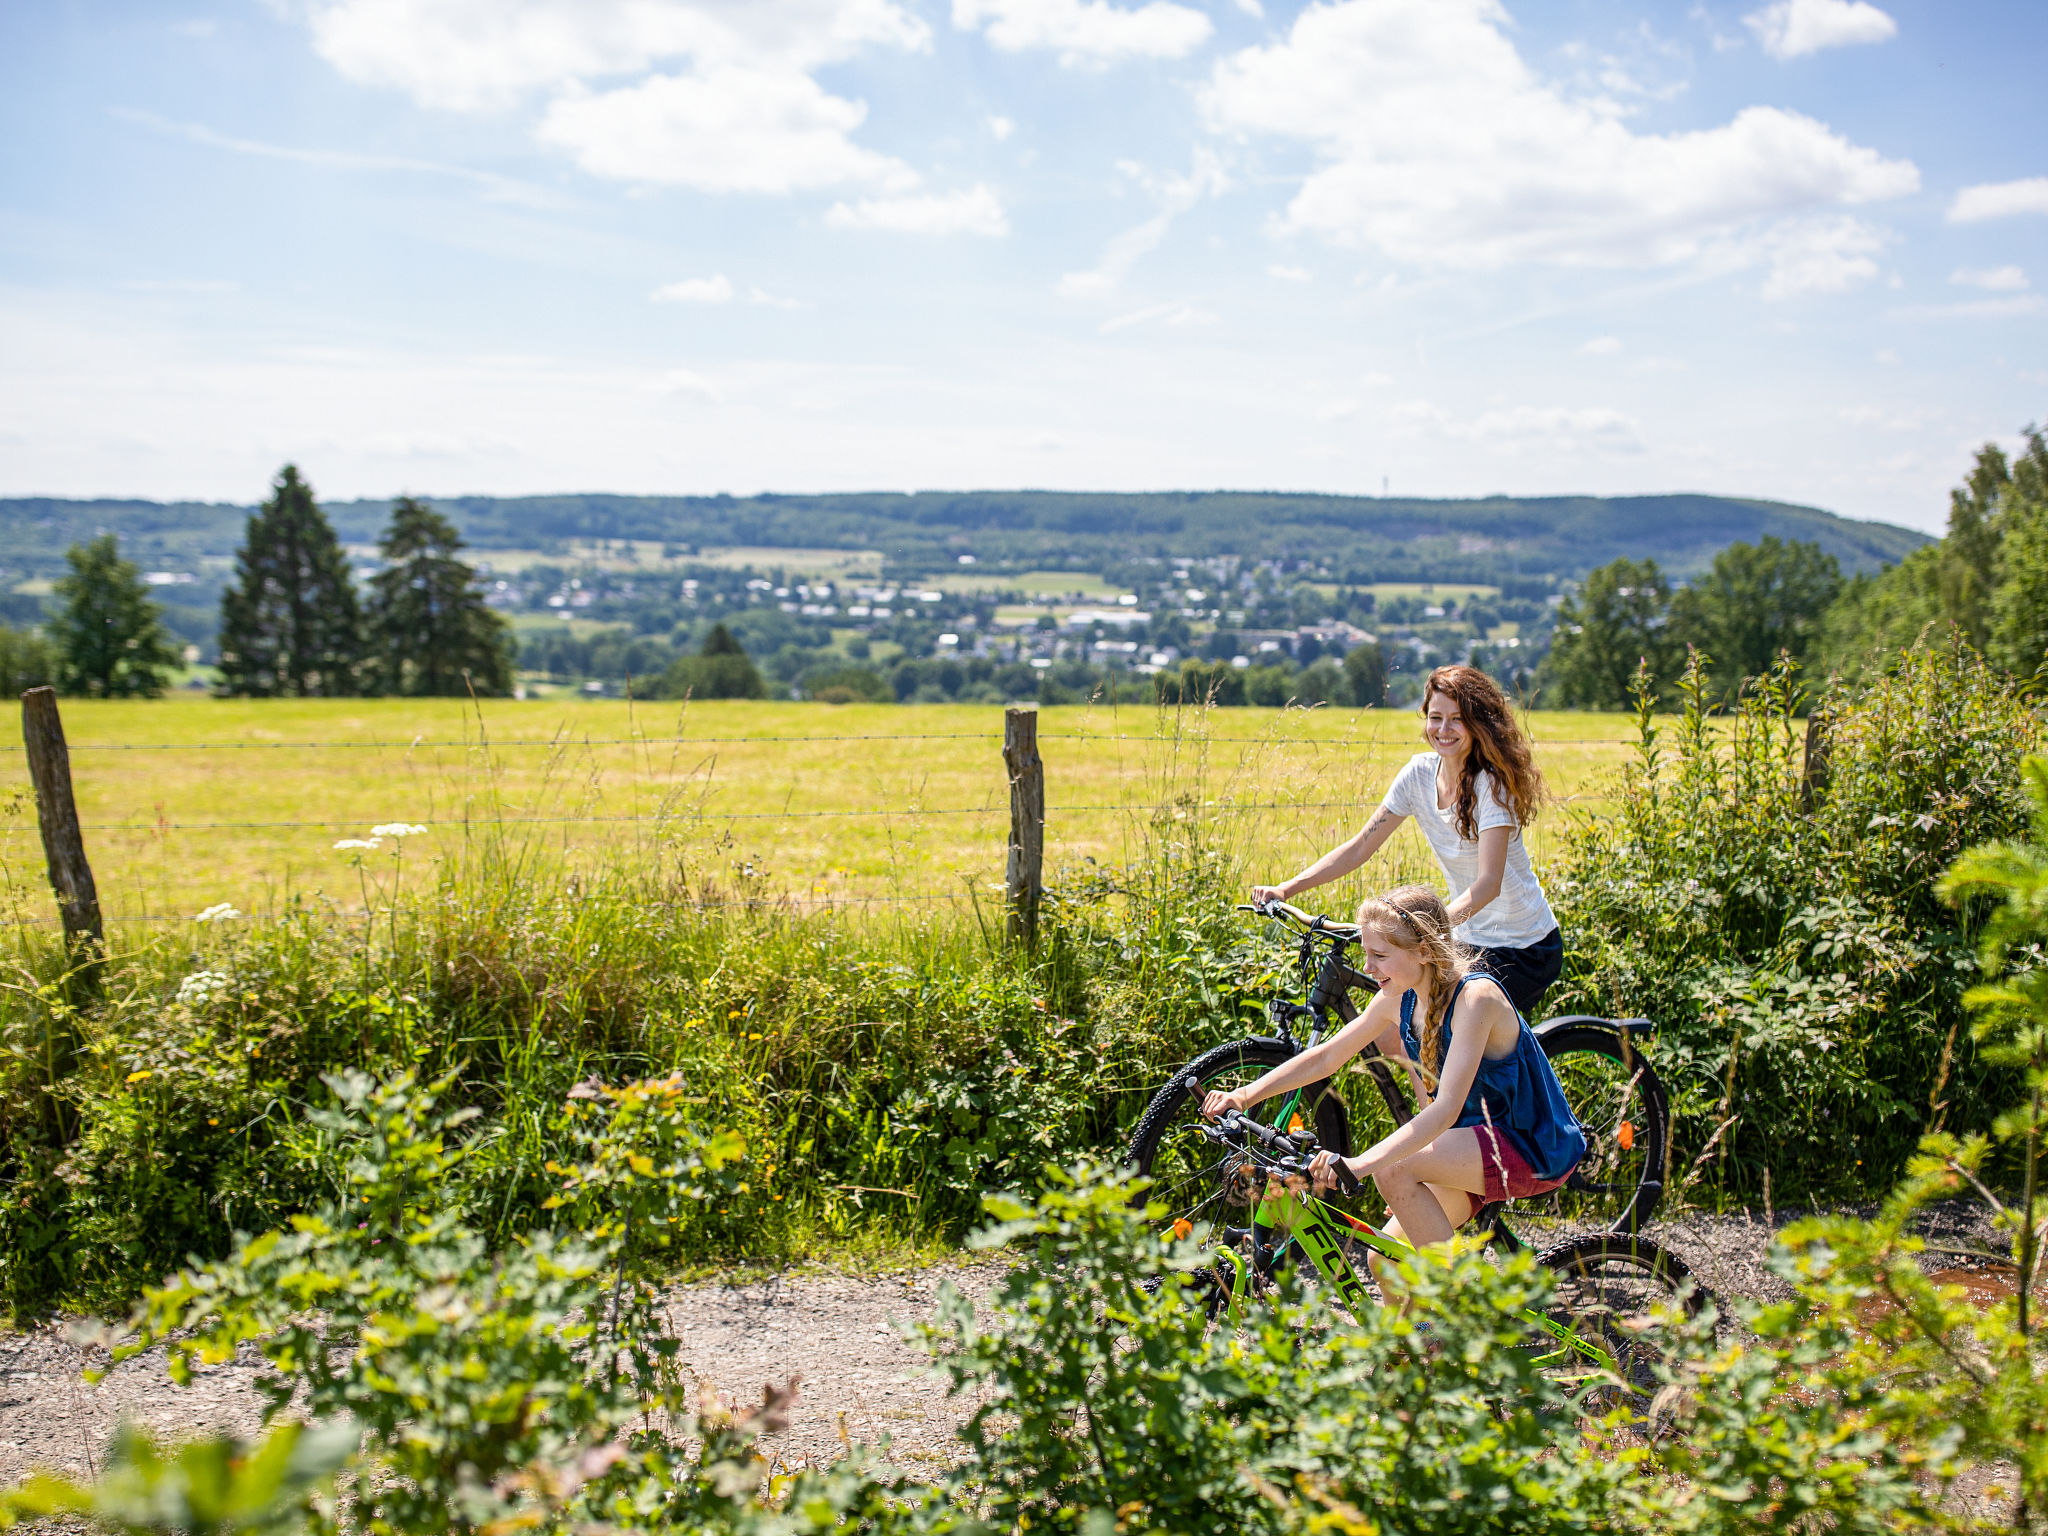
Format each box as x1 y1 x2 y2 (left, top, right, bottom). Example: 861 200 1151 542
1058 152 1227 297
1838 404 1933 431
652 274 734 303
1233 0 1263 14
1393 400 1643 455
1753 214 1886 299
747 285 807 309
1578 335 1622 355
1948 178 2048 223
304 0 930 112
987 114 1016 141
1099 301 1216 333
645 368 723 400
1202 0 1916 277
825 185 1009 236
1266 264 1312 281
1950 265 2029 292
1744 0 1896 60
300 1 933 197
952 0 1211 64
539 68 916 193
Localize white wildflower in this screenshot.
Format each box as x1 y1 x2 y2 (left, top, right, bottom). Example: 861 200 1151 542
371 823 429 839
334 838 382 851
177 970 232 1006
193 903 242 924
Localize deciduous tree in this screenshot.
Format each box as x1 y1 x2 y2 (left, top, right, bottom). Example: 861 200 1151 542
51 535 179 698
1539 557 1676 708
363 498 513 696
1341 639 1386 707
1990 427 2048 682
217 465 363 696
1669 535 1841 694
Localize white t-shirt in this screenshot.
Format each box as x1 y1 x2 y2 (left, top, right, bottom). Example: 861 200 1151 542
1381 750 1557 949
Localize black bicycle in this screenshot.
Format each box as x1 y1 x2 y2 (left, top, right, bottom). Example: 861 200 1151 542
1126 901 1673 1256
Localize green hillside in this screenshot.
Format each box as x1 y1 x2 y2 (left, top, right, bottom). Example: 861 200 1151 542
0 488 1927 593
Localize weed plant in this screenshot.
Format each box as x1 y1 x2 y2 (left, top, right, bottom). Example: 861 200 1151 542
1548 633 2041 1204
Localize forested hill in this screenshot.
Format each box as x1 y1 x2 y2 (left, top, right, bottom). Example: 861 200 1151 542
0 488 1927 585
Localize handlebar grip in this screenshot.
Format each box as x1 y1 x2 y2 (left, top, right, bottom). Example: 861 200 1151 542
1332 1161 1363 1198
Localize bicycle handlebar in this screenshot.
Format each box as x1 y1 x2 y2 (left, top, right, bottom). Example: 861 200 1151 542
1207 1109 1363 1198
1236 898 1361 941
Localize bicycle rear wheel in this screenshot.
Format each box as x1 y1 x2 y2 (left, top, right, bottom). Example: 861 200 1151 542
1534 1026 1670 1234
1125 1038 1351 1239
1537 1232 1703 1416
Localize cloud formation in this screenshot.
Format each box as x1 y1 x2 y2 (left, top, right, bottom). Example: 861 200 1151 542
825 185 1009 236
1202 0 1916 284
952 0 1211 65
652 275 735 303
1950 265 2028 292
302 0 931 197
1948 178 2048 223
1058 153 1228 297
1744 0 1897 61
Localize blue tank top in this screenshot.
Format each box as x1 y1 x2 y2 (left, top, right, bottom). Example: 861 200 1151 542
1398 975 1587 1182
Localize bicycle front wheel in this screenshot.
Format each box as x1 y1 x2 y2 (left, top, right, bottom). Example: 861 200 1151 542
1538 1231 1704 1416
1125 1038 1351 1236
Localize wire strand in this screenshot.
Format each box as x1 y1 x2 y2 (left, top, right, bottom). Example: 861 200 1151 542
75 799 1386 832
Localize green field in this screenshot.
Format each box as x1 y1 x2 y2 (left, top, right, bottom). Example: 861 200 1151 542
0 700 1638 929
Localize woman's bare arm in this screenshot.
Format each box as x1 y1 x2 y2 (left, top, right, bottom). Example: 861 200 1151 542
1253 801 1407 904
1443 824 1510 926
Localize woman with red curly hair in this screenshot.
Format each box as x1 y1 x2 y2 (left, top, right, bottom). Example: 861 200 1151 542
1251 664 1562 1016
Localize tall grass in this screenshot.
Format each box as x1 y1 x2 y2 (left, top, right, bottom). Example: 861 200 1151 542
6 703 1408 1315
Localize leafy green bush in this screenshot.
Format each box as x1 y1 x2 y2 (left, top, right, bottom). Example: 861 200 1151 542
1549 638 2040 1201
924 1162 1641 1535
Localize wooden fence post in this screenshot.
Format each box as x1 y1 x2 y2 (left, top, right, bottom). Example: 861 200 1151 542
22 687 103 971
1003 706 1044 948
1799 705 1832 812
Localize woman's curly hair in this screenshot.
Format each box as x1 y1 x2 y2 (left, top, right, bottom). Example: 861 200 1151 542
1422 665 1545 842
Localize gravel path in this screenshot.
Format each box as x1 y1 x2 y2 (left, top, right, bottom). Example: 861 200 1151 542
0 1203 2011 1489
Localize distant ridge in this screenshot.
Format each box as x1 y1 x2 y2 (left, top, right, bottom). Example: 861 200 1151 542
0 488 1928 585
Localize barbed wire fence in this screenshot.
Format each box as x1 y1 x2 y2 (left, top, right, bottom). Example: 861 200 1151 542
7 696 1638 932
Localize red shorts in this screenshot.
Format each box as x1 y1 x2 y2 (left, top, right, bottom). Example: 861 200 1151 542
1474 1125 1571 1202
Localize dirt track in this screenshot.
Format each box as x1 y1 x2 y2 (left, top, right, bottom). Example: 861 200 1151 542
0 1205 2010 1488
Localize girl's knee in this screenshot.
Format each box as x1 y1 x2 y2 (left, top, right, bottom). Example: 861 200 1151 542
1373 1158 1422 1195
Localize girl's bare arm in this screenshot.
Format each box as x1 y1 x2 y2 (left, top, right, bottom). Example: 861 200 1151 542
1201 989 1403 1117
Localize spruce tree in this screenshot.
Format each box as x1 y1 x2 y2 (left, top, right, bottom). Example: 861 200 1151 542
363 498 513 696
217 464 363 696
653 623 766 699
51 535 179 698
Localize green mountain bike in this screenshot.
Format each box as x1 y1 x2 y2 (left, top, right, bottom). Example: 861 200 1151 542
1124 901 1699 1388
1178 1107 1703 1404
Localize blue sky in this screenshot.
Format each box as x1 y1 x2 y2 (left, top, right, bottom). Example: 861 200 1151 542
2 0 2043 534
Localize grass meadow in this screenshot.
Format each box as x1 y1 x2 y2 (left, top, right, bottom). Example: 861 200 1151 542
0 698 1640 931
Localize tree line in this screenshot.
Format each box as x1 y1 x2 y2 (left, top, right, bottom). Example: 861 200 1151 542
1541 428 2048 707
0 465 512 699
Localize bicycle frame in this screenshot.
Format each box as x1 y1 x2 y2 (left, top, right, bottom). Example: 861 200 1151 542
1191 1121 1622 1375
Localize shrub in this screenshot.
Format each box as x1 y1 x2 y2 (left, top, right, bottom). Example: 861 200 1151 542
1548 637 2040 1202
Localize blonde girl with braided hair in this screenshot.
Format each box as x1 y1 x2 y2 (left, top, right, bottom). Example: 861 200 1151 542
1202 885 1585 1288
